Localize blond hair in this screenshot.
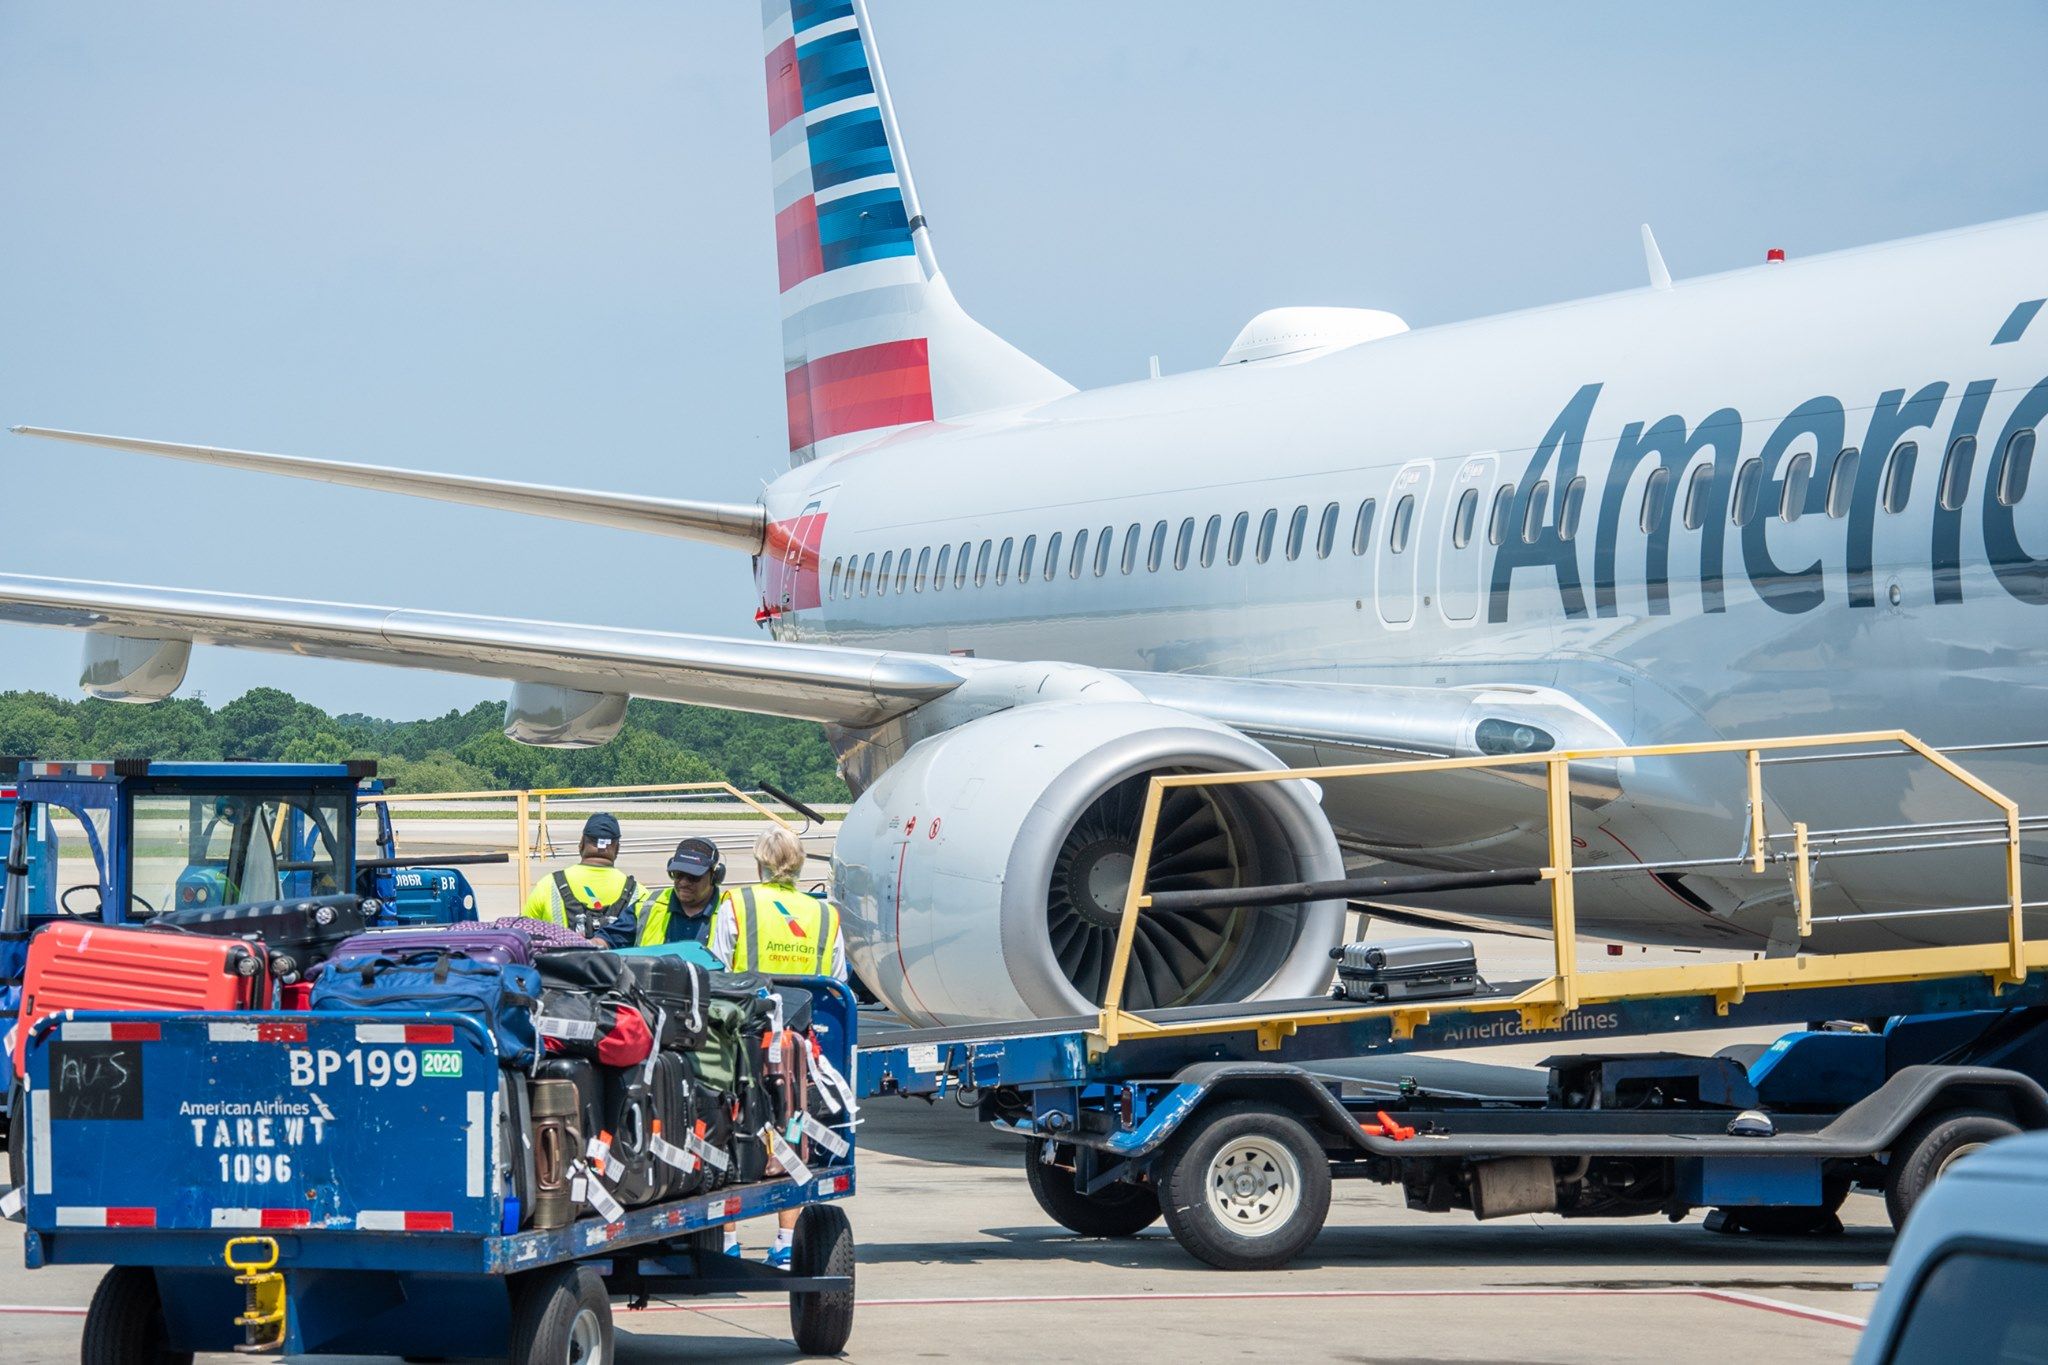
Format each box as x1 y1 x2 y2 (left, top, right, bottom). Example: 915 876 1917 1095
754 826 807 884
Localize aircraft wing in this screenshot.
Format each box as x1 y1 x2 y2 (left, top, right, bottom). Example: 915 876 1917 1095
11 428 766 553
0 574 960 727
0 574 1625 838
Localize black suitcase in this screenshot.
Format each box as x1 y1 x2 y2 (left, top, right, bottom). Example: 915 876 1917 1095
1331 937 1483 1003
157 894 372 983
624 956 709 1051
601 1060 667 1207
535 946 632 995
728 1080 774 1185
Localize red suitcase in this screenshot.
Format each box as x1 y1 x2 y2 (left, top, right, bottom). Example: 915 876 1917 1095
12 921 268 1077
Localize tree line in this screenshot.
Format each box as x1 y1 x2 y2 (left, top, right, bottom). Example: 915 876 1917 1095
0 688 851 801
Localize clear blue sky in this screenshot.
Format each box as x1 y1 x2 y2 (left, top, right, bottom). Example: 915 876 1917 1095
1 1 2042 718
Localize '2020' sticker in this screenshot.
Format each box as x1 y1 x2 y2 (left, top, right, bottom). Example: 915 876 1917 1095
420 1050 463 1079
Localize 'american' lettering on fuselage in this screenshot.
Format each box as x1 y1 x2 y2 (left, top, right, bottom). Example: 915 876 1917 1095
1489 359 2048 623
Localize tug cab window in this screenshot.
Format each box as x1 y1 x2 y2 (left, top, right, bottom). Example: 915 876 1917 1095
133 790 349 915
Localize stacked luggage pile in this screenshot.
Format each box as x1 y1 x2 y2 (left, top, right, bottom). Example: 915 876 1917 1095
13 903 856 1232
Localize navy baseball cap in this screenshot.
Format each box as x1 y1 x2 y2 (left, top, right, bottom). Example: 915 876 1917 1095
581 813 621 847
667 837 719 876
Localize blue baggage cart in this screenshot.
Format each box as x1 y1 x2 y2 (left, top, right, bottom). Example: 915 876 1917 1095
15 979 859 1361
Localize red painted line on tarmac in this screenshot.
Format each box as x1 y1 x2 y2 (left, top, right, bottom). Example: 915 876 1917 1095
626 1285 1868 1329
0 1286 1867 1331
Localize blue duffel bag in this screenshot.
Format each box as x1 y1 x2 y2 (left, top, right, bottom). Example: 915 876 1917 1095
312 950 542 1066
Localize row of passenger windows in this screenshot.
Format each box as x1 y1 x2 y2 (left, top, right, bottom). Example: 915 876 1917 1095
824 429 2036 600
828 499 1399 599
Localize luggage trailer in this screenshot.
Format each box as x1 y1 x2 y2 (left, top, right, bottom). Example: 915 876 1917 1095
14 981 862 1361
858 730 2048 1270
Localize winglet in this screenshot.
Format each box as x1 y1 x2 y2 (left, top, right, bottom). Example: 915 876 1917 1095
1641 224 1673 292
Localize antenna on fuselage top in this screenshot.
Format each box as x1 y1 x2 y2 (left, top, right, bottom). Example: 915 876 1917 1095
1641 224 1673 292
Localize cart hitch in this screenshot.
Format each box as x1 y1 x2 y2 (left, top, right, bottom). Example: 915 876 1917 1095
223 1235 287 1353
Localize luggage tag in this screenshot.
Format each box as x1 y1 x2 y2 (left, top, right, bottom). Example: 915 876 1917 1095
583 1172 625 1223
538 1009 597 1042
809 1042 857 1119
760 1123 813 1186
641 1008 667 1082
799 1112 850 1159
649 1118 694 1173
685 1120 730 1175
586 1130 615 1179
0 1187 21 1218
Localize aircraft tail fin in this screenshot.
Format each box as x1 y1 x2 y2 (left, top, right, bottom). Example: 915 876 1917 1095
762 0 1071 465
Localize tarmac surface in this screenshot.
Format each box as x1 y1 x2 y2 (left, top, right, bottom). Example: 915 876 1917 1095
2 810 1889 1361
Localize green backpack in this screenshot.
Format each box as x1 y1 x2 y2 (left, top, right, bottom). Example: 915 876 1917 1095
684 996 753 1094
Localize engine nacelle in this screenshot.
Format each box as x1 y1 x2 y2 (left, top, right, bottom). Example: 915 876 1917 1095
834 700 1346 1027
79 632 191 702
504 682 628 748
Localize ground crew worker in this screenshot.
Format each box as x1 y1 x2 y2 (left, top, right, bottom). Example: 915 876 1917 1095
709 825 845 978
710 825 845 1266
521 812 640 939
601 836 723 949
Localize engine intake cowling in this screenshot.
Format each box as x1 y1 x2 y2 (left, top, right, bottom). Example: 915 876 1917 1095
834 701 1345 1027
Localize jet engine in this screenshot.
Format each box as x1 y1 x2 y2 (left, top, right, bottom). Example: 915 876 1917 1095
833 700 1346 1027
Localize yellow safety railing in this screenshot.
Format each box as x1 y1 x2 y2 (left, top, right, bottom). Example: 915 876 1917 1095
361 781 800 905
1093 729 2030 1055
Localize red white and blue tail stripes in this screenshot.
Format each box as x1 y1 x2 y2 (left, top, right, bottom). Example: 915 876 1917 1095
760 0 1069 469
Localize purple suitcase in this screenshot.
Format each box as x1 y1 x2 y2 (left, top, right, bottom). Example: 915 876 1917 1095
332 923 536 968
491 916 603 952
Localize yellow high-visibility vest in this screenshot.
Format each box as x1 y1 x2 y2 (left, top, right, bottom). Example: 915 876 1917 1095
521 864 637 931
723 882 840 976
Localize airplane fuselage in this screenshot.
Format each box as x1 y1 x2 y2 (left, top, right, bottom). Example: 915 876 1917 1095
756 213 2048 950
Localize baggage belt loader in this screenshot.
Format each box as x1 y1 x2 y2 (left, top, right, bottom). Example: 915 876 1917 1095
858 730 2048 1270
13 979 861 1361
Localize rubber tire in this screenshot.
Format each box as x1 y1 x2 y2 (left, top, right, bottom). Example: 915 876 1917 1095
1023 1143 1162 1238
509 1264 613 1365
80 1266 193 1365
788 1203 856 1356
1158 1101 1332 1271
1885 1108 2020 1231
